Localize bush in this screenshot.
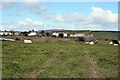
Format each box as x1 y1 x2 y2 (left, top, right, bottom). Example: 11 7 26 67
77 37 85 42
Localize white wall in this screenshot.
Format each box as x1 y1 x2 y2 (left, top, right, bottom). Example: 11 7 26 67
63 33 68 37
28 32 37 36
52 32 59 37
0 32 4 36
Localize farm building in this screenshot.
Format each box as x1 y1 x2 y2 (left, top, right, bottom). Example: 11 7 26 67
73 33 86 42
0 31 9 36
59 32 68 38
52 32 59 37
8 32 14 36
14 32 21 36
4 32 9 36
85 34 98 43
0 31 20 36
7 31 15 36
73 33 85 37
28 32 37 36
28 31 40 36
0 31 4 36
52 32 68 38
70 34 74 37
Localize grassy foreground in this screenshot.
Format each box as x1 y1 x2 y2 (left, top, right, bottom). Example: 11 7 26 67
2 36 118 78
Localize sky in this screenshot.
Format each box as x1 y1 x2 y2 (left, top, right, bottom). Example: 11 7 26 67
0 0 118 31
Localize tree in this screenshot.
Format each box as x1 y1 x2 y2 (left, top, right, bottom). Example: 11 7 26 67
21 31 29 36
41 30 45 37
46 32 51 37
32 29 34 32
77 37 85 42
29 30 31 33
59 33 64 38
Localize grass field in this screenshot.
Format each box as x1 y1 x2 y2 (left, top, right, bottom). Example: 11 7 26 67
2 35 118 78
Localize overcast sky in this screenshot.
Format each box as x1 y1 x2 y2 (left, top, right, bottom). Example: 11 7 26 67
0 0 118 31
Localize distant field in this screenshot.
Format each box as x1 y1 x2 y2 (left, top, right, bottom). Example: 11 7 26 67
1 33 119 78
67 31 119 40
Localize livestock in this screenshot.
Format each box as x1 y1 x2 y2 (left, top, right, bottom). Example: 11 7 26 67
109 41 113 44
24 39 32 43
110 40 120 47
112 40 120 44
89 41 94 45
15 37 20 41
114 44 118 47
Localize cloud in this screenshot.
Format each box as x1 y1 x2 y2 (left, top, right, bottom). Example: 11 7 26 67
43 13 64 22
1 18 45 30
18 18 44 27
0 24 17 30
43 13 84 23
88 7 118 25
1 2 118 31
43 7 118 30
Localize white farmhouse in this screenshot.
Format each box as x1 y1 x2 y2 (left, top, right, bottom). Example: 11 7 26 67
4 32 9 36
52 32 59 37
14 32 20 36
70 34 74 37
73 33 85 37
0 31 4 36
63 33 68 37
8 32 12 36
28 32 37 36
24 39 32 43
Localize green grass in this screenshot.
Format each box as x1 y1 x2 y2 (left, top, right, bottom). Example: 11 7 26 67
2 36 118 78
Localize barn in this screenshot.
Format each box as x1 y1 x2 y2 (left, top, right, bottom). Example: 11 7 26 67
28 32 37 36
73 33 86 42
52 32 68 38
73 33 85 37
0 31 4 36
52 32 59 37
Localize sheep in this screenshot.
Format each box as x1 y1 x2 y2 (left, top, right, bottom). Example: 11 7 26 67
24 39 32 43
110 41 113 44
86 42 89 44
89 41 94 45
95 40 98 43
114 44 118 47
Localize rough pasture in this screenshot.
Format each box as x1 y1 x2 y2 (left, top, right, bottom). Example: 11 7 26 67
2 36 118 78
